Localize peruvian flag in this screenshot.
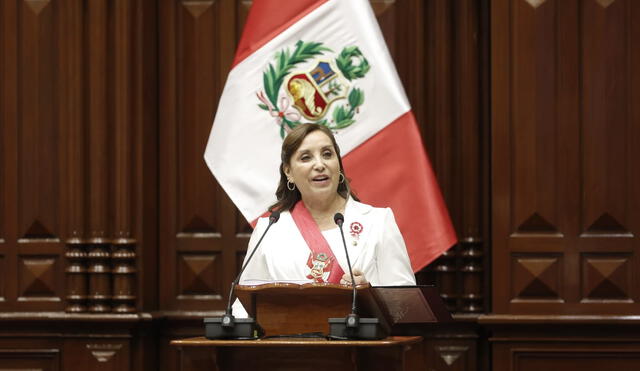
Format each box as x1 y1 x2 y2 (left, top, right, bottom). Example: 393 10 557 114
204 0 456 271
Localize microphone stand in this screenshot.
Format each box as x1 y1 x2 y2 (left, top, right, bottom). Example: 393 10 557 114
204 211 280 339
329 213 386 340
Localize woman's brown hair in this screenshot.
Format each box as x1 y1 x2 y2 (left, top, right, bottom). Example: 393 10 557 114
269 124 358 212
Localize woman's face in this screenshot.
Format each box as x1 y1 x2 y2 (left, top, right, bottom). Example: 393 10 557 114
284 130 341 203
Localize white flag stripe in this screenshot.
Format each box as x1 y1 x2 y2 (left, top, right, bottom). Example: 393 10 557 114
205 0 410 221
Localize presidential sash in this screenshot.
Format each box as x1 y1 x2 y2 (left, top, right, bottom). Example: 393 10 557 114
290 201 345 283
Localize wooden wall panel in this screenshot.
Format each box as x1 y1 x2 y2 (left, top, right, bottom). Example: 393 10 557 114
0 0 156 313
63 341 130 371
58 0 84 243
0 0 17 308
0 319 147 370
493 339 640 371
159 0 242 311
86 0 109 242
0 0 5 305
510 0 559 236
18 0 59 241
136 0 159 315
0 254 4 302
425 339 478 371
58 0 87 313
576 0 640 307
0 0 66 311
417 0 488 315
110 0 137 314
0 349 60 371
581 0 629 238
176 1 218 236
112 0 134 240
492 0 640 314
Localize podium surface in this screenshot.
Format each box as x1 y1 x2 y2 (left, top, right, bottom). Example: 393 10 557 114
171 336 423 371
233 282 451 336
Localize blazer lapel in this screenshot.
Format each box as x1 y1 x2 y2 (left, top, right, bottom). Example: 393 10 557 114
342 197 373 267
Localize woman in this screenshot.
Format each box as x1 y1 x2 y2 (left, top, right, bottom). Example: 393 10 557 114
238 123 415 288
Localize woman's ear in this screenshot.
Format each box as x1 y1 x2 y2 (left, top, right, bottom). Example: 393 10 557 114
283 165 291 179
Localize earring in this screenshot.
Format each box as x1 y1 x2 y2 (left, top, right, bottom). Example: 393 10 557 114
339 173 345 184
287 179 296 191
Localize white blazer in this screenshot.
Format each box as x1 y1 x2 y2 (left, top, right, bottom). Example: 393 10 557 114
239 197 416 287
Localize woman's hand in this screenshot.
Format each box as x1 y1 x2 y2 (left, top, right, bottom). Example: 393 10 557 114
340 269 368 285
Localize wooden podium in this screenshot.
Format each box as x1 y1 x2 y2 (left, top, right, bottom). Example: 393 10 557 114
172 336 423 371
171 283 450 371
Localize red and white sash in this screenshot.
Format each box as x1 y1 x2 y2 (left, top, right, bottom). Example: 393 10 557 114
290 201 344 283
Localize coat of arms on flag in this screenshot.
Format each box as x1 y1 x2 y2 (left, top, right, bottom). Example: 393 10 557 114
255 41 370 138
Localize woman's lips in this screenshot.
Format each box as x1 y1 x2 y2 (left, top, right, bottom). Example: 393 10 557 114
311 175 331 185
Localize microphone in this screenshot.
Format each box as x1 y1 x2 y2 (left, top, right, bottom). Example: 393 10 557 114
204 210 280 339
329 212 386 340
333 213 359 326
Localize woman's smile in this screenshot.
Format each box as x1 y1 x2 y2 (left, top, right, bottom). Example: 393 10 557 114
311 174 331 186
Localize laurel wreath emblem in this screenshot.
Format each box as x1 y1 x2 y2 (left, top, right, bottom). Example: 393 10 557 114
257 40 370 138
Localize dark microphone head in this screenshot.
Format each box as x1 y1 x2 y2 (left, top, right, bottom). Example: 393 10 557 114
269 210 281 224
334 213 344 226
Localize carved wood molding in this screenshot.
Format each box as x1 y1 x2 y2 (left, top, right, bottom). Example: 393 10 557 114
86 343 123 363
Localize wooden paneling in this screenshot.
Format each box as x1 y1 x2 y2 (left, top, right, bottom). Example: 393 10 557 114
0 0 156 313
581 0 630 238
58 0 87 313
0 0 66 311
136 0 159 315
417 0 488 316
483 316 640 371
0 254 4 302
0 316 147 370
492 0 640 314
64 341 130 371
110 0 138 313
0 349 60 371
0 3 10 305
491 330 640 371
17 254 60 300
18 0 60 242
496 344 640 371
86 0 108 243
425 339 478 371
58 0 84 243
0 0 5 250
159 0 241 311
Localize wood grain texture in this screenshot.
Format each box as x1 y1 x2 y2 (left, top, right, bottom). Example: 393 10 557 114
492 0 640 315
158 0 245 311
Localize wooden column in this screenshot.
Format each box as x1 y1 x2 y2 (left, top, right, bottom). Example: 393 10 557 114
461 238 483 313
87 244 111 313
434 248 458 312
110 0 137 314
60 0 87 313
65 241 87 313
112 241 136 313
86 0 111 313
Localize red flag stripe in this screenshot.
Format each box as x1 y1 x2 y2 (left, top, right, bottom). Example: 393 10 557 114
233 0 328 68
343 111 457 271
